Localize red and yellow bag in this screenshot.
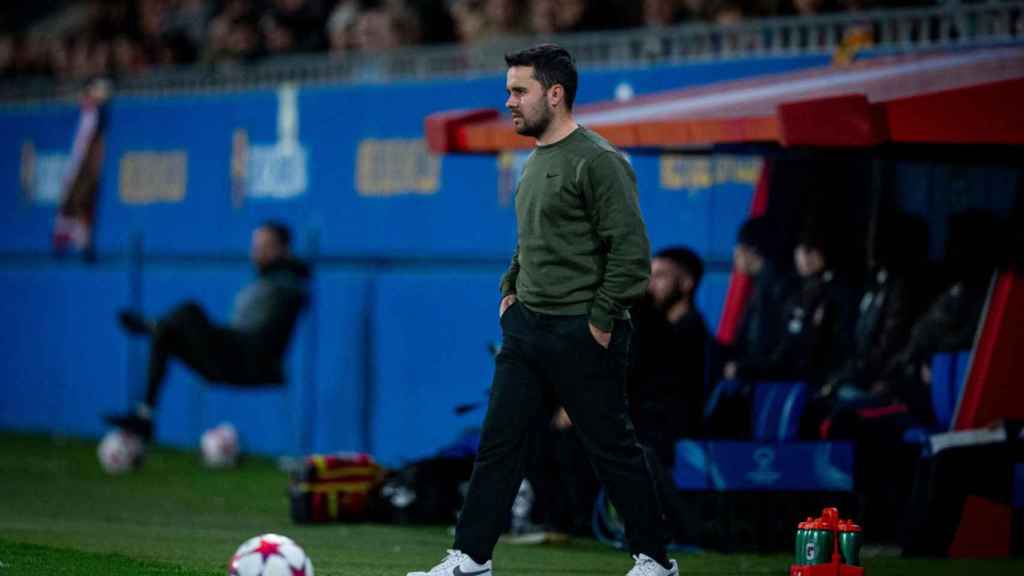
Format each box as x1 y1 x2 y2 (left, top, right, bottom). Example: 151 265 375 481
289 453 384 523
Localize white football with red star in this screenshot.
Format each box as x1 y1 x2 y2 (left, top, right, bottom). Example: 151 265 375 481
229 533 313 576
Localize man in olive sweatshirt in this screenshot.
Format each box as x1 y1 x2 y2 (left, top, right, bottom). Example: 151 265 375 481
409 44 677 576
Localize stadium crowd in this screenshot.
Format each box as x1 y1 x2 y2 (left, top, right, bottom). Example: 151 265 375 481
1 0 937 82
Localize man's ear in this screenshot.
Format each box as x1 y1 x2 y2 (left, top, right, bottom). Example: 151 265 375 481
680 274 694 296
548 84 563 109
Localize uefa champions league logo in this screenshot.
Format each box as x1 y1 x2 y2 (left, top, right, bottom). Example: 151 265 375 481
746 446 781 485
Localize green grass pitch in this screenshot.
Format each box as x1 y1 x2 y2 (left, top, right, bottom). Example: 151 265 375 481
0 432 1019 575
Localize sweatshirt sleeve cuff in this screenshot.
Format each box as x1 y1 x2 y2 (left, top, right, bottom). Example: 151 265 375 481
588 306 614 332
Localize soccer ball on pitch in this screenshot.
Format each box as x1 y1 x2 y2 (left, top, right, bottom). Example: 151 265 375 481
97 429 144 474
200 422 240 468
229 533 313 576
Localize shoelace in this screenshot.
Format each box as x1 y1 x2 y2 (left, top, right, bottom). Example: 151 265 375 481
429 550 465 573
628 555 667 576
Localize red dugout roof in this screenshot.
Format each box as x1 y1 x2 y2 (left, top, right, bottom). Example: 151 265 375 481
425 46 1024 152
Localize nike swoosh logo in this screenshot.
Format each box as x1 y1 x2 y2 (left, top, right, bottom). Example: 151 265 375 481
453 567 490 576
545 173 558 178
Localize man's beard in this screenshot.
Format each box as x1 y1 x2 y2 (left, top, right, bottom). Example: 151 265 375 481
653 287 685 312
514 102 553 138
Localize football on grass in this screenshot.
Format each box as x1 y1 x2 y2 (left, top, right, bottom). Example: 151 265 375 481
229 533 313 576
200 422 240 468
97 429 144 474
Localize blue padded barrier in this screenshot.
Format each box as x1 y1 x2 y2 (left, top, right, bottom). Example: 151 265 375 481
308 270 373 455
367 270 502 468
0 104 79 254
674 440 853 491
0 263 131 438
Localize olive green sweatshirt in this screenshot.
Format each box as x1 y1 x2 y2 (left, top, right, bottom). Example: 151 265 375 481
499 126 651 332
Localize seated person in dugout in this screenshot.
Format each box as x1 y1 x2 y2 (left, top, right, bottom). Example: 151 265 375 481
824 210 1007 438
629 245 709 457
719 217 795 386
738 223 852 388
811 212 930 436
105 221 311 442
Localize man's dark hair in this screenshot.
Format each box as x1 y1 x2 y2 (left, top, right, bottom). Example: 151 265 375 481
262 220 292 249
655 246 704 294
505 44 578 110
737 217 771 257
798 220 831 264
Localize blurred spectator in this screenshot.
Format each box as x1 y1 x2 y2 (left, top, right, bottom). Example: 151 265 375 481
643 0 685 27
205 1 262 64
451 0 488 43
482 0 527 37
354 2 420 52
111 33 146 76
0 31 15 79
164 0 212 50
409 0 456 44
264 0 326 54
326 0 359 54
791 0 834 16
529 0 595 35
709 0 747 25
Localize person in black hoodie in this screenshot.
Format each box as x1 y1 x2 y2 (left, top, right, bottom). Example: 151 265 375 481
106 221 311 441
706 217 795 437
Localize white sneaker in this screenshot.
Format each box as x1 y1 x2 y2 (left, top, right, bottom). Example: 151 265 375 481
626 554 678 576
407 549 493 576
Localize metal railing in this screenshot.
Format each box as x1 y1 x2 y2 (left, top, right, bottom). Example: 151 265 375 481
2 1 1021 102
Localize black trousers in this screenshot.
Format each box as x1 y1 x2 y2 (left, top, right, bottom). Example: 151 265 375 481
453 302 667 563
524 425 600 537
145 301 283 407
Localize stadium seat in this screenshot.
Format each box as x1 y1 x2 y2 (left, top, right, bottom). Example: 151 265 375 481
901 349 972 444
752 381 807 442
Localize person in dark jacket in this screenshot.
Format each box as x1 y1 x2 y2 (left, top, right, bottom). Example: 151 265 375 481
722 217 795 381
825 210 1003 436
817 213 928 418
106 221 310 441
735 223 852 390
706 217 795 438
630 245 709 455
629 245 708 544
